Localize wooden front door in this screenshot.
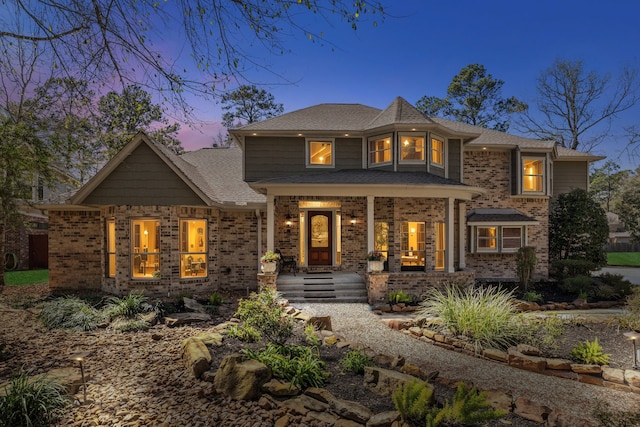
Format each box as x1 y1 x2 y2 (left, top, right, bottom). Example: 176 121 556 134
308 211 332 265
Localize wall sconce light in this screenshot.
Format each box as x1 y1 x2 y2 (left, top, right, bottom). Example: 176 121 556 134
624 331 640 369
350 213 357 225
285 213 293 228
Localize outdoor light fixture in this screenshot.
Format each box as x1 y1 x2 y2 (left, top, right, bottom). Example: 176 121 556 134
623 331 640 370
350 213 357 225
72 354 88 403
285 213 293 233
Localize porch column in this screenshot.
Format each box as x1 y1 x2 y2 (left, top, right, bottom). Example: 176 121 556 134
458 201 466 269
446 198 455 273
367 195 375 252
256 209 263 269
266 194 275 251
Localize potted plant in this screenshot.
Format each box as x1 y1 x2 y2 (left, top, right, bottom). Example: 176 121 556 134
260 250 281 273
366 250 385 273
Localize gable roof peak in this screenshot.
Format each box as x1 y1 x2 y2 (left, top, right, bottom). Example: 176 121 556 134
367 96 434 129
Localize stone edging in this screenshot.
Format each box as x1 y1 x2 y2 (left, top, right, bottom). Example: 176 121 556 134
383 319 640 396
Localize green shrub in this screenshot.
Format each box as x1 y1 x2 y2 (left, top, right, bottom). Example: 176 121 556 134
417 284 519 351
521 291 543 303
243 344 329 388
39 296 104 331
208 292 225 306
388 290 412 304
105 293 153 320
392 379 434 426
0 368 69 426
569 338 611 365
111 318 149 332
516 246 537 291
340 349 373 375
234 288 293 345
551 259 596 280
560 275 595 298
618 289 640 331
426 382 506 427
225 324 260 342
517 316 567 354
594 273 634 300
303 324 322 346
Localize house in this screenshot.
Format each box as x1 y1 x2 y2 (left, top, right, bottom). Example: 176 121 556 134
45 97 602 301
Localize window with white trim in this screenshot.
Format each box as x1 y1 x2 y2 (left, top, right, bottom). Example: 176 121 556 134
307 140 334 167
522 157 545 193
131 219 160 279
473 225 524 253
368 135 392 165
180 219 208 278
401 222 425 270
399 134 425 162
431 136 444 167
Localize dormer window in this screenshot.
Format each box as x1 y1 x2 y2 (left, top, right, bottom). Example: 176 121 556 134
431 136 444 167
368 135 392 166
399 133 425 162
522 157 545 193
307 139 334 167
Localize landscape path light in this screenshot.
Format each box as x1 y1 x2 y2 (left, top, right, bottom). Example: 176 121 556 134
71 352 90 403
623 331 640 370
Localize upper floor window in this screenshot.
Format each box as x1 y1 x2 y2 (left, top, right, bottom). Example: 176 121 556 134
307 139 334 167
522 158 544 193
431 137 444 167
180 219 207 278
368 135 392 165
131 219 160 279
399 134 425 162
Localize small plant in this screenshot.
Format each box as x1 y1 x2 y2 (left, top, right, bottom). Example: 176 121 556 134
569 338 611 365
522 291 543 303
208 292 225 306
388 290 412 304
234 288 293 345
260 250 280 263
392 379 434 426
340 349 374 375
39 296 104 331
105 292 153 320
516 246 537 291
303 324 322 346
365 250 385 261
111 318 149 332
243 344 329 388
0 368 69 426
426 382 506 427
517 315 566 354
225 324 260 342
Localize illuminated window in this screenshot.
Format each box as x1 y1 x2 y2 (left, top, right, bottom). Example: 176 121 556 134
400 135 425 162
474 226 524 253
522 158 544 193
368 136 392 165
131 219 160 279
180 219 207 278
308 140 333 166
431 137 444 166
106 219 115 278
435 222 445 271
374 222 389 268
477 227 498 252
401 222 425 270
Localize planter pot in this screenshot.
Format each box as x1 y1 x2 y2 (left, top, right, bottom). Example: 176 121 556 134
261 262 277 273
368 260 384 273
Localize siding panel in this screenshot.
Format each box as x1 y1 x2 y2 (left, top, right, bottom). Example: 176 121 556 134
553 161 589 195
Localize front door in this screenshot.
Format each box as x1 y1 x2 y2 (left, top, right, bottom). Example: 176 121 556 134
308 211 332 265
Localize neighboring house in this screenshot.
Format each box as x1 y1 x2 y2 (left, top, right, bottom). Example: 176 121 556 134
46 97 602 299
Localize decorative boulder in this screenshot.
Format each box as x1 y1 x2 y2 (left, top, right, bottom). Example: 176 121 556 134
214 353 272 400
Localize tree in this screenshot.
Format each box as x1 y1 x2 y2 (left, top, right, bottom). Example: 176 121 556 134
616 169 640 242
1 1 385 117
589 160 630 212
219 85 284 146
415 64 527 131
549 188 609 268
97 85 183 157
518 59 639 152
0 119 53 290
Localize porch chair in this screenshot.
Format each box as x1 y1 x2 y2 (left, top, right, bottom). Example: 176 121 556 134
275 249 297 275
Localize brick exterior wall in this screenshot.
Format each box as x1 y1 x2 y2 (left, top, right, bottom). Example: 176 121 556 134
366 271 475 305
463 151 550 280
4 214 48 271
49 206 262 297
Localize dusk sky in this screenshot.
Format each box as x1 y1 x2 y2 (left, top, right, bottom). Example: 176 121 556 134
179 0 640 167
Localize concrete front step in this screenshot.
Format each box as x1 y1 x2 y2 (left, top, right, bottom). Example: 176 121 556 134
277 272 368 303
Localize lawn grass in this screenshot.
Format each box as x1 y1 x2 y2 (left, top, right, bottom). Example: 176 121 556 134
607 252 640 267
4 269 49 286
